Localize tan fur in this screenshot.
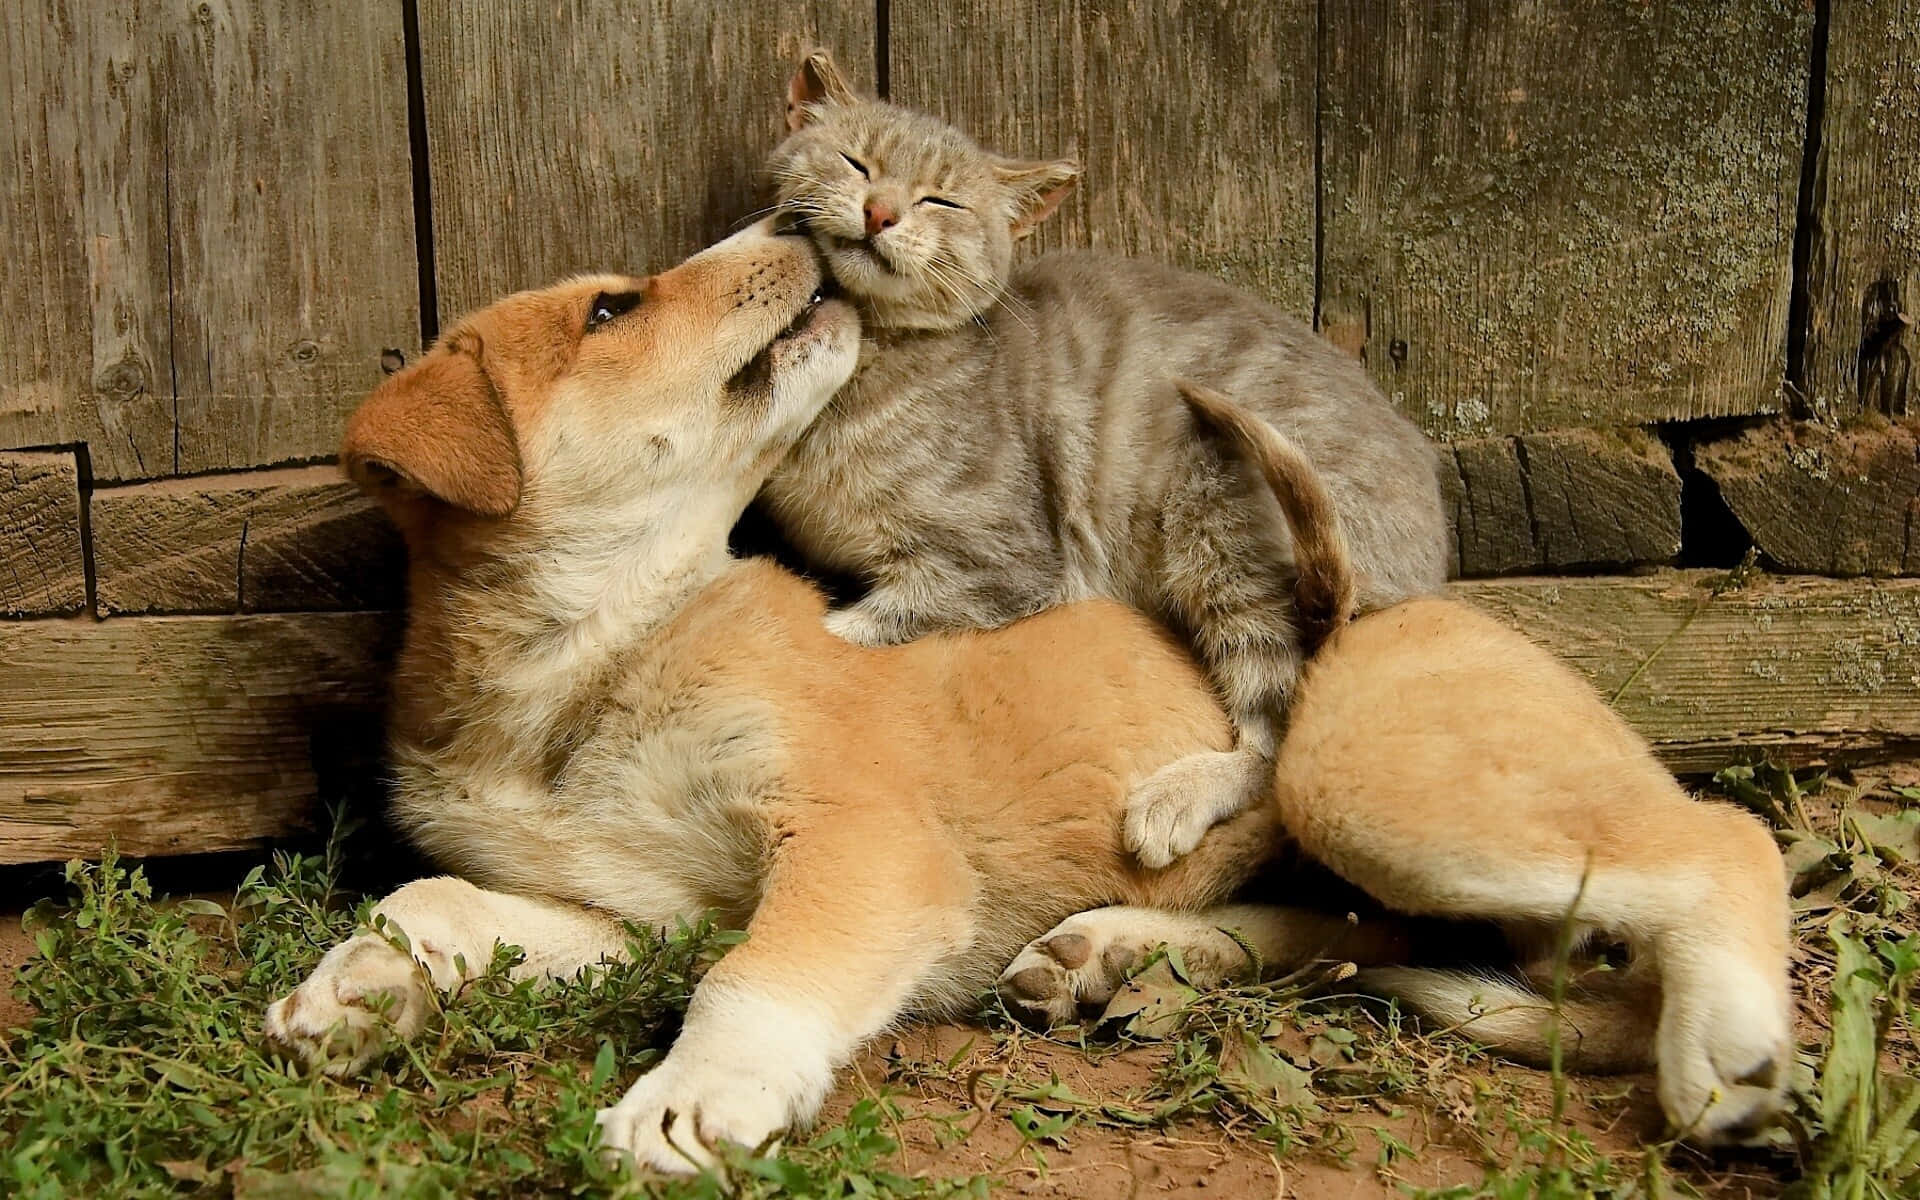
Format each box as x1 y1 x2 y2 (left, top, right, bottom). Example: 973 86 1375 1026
266 225 1789 1170
1005 390 1796 1146
268 225 1297 1173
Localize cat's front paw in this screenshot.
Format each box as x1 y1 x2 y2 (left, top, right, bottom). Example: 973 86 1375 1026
263 935 431 1075
823 603 918 647
1123 748 1269 869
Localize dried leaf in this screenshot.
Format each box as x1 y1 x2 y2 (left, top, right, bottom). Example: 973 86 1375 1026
1099 960 1197 1039
1219 1028 1319 1114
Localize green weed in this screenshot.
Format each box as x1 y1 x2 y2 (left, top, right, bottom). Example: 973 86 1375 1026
0 846 985 1199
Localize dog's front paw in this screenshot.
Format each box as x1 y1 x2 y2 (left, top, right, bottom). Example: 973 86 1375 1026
263 935 432 1075
1124 749 1265 869
594 1056 794 1175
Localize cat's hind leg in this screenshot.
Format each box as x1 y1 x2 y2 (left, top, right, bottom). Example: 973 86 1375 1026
1127 466 1301 868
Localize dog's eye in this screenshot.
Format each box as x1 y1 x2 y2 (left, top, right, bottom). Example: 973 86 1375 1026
840 152 870 179
586 291 642 331
918 195 964 210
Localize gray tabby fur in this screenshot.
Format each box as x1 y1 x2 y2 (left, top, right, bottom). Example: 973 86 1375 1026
759 53 1448 866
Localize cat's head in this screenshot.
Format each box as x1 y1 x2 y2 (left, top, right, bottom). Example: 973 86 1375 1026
767 51 1079 331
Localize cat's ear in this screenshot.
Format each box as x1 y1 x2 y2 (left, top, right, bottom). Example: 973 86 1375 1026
341 346 521 518
787 50 861 131
994 158 1081 239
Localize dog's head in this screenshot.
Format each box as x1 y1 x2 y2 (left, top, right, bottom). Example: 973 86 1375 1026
342 225 857 550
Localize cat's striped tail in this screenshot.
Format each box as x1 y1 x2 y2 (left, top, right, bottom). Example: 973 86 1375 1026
1176 381 1356 650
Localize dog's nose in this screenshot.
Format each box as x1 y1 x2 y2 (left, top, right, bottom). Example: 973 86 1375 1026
863 201 897 236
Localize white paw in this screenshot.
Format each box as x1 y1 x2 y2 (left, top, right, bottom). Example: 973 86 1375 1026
263 934 432 1075
594 1055 795 1174
822 605 893 647
1657 957 1792 1145
1124 749 1264 869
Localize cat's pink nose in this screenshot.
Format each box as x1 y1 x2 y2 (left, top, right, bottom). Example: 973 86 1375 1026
864 201 898 236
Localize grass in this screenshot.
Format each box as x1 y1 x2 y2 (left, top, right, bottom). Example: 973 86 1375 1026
2 764 1916 1198
0 829 987 1198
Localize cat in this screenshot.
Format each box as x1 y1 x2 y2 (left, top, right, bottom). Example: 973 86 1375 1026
759 52 1448 868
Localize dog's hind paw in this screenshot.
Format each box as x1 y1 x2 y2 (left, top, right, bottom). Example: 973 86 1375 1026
1657 955 1793 1145
998 918 1135 1028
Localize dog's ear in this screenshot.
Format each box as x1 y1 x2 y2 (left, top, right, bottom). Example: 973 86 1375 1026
786 50 860 131
993 157 1081 239
341 349 521 518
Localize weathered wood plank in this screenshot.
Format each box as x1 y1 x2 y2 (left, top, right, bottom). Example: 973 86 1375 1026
5 572 1913 863
1801 0 1919 421
0 2 174 478
420 1 874 319
890 0 1317 315
1455 572 1920 775
1321 2 1811 438
166 0 418 474
0 612 401 864
92 466 403 615
1696 418 1920 576
1441 429 1681 577
0 450 87 616
0 1 416 479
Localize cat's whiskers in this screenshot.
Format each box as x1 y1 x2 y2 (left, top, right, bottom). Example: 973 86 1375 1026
927 253 1035 337
915 257 1010 343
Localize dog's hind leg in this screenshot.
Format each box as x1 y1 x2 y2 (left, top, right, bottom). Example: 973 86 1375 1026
264 875 631 1075
1276 774 1792 1145
995 903 1414 1027
593 809 976 1175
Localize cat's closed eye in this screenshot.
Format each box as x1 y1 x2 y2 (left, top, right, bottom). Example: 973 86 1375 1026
918 196 965 210
840 152 870 179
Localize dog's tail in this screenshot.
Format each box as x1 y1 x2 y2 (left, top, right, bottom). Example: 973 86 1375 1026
1177 381 1357 650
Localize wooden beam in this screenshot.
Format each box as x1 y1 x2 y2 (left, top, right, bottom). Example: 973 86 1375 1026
1696 419 1920 576
419 1 875 320
0 612 400 864
1800 0 1919 420
92 466 403 615
4 572 1916 864
1441 429 1681 577
1454 572 1920 774
1321 2 1811 437
0 450 87 616
890 0 1318 316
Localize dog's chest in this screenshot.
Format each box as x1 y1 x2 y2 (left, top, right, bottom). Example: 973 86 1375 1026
396 671 785 926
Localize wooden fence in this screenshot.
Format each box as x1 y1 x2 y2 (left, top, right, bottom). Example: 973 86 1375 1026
3 0 1917 863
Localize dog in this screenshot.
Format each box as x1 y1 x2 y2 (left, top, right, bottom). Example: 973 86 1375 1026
996 382 1793 1146
263 225 1789 1171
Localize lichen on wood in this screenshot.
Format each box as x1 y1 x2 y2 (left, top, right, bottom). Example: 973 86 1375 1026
1322 1 1811 436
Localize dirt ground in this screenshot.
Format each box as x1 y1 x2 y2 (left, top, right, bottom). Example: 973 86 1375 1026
4 761 1915 1198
